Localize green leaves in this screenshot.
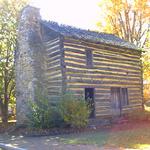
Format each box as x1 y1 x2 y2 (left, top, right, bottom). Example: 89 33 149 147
59 92 90 128
0 0 28 122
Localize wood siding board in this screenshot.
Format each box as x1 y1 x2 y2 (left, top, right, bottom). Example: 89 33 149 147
45 37 62 98
62 37 142 116
64 37 141 55
60 36 67 93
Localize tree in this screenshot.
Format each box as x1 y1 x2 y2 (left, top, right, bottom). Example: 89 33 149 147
0 0 28 123
97 0 150 48
142 31 150 101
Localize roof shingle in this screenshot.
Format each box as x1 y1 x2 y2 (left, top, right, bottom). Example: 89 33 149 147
41 20 139 50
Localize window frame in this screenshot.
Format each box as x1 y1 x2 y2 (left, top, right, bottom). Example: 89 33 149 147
85 49 93 67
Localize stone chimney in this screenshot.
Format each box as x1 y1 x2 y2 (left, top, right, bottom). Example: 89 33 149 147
15 6 46 125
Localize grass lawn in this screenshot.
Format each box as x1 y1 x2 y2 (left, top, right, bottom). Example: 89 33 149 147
59 121 150 149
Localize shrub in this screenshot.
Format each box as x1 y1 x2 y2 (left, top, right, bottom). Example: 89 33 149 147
27 90 62 129
59 92 90 128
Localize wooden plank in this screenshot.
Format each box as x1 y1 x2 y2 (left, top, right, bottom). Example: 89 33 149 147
46 44 60 52
66 69 140 77
93 53 139 63
63 37 141 55
47 50 60 58
44 38 60 45
66 83 141 88
66 73 141 81
66 68 141 78
66 78 141 84
47 55 61 63
94 57 140 66
45 40 60 48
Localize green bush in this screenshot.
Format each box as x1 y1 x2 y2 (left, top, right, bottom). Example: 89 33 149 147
27 90 62 129
59 92 90 128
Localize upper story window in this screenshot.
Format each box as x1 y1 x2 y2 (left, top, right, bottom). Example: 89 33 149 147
86 49 93 67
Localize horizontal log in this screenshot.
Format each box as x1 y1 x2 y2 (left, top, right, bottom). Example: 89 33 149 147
66 65 141 75
64 58 141 71
66 66 142 77
95 99 110 102
66 73 141 81
47 55 61 63
45 37 60 45
65 51 140 67
64 42 140 60
46 44 60 52
47 66 61 72
65 57 86 64
47 60 60 67
94 57 140 66
65 50 85 57
66 78 141 85
66 70 140 78
96 102 110 105
47 83 62 87
96 108 111 112
64 47 85 54
128 91 142 96
65 53 85 60
93 50 140 60
95 95 111 99
66 83 141 88
48 92 61 95
46 70 62 76
93 61 140 70
47 61 60 68
44 40 61 49
64 41 140 61
64 37 140 55
47 51 61 58
96 113 112 117
129 93 142 97
96 109 111 114
93 53 139 64
47 77 62 81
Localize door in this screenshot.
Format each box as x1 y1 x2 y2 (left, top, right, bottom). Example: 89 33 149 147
85 88 95 118
111 87 121 116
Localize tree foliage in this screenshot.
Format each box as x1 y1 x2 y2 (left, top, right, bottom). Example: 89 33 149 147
0 0 28 123
97 0 150 48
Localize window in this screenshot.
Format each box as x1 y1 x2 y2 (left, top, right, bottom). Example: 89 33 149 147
86 49 93 67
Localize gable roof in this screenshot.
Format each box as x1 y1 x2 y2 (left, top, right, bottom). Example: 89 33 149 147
41 21 139 50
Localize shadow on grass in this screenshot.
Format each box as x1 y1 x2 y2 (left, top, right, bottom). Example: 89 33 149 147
59 123 150 149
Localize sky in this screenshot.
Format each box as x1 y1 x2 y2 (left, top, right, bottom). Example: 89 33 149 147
30 0 101 30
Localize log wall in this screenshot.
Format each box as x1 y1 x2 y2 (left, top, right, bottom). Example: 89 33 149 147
63 37 143 117
44 37 63 103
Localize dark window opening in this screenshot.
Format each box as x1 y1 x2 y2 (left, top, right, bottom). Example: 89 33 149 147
86 49 93 67
85 88 95 118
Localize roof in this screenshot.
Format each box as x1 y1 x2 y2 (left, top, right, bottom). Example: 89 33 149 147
41 20 139 50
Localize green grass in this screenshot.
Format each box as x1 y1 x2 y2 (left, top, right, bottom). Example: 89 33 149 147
60 130 109 146
59 124 150 149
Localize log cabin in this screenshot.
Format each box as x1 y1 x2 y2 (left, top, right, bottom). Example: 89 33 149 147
16 6 143 124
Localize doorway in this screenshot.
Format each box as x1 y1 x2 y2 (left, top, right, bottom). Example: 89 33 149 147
111 87 121 116
111 87 128 116
85 88 95 118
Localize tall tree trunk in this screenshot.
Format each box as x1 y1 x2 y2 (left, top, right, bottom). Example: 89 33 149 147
1 100 8 123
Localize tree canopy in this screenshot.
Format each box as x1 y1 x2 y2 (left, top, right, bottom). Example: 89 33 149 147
0 0 28 122
97 0 150 48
